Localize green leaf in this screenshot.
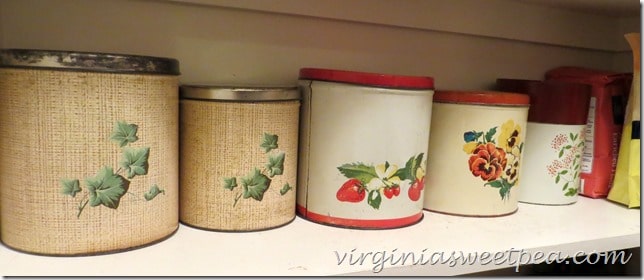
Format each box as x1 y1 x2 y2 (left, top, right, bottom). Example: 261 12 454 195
570 133 575 141
119 147 150 179
260 133 279 153
395 153 424 182
577 141 584 147
109 121 139 147
562 182 569 191
60 178 81 197
265 152 285 177
279 183 292 195
485 127 497 143
223 177 237 190
484 180 503 188
565 187 578 197
144 184 165 201
337 163 378 185
367 189 382 210
558 149 564 158
85 166 127 209
241 168 271 201
499 185 510 200
555 175 561 184
564 145 572 149
560 170 568 175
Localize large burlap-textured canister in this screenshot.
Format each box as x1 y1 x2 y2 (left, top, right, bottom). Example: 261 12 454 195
497 79 591 205
0 49 180 255
424 91 529 217
179 86 299 231
297 68 434 229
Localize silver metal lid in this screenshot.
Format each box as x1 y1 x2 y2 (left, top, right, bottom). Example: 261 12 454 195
180 85 300 101
0 49 180 75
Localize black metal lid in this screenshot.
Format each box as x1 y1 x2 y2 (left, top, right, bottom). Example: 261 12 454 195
0 49 180 75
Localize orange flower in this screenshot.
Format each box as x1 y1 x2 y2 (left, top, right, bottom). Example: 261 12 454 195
468 143 507 182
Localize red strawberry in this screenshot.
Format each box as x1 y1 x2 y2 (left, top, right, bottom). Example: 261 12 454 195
383 187 395 199
392 185 401 196
408 177 425 201
336 179 366 203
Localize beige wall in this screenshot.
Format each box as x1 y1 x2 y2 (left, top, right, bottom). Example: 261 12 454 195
0 0 640 89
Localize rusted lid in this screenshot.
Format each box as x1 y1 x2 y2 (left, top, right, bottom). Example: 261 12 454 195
433 90 530 106
0 49 180 75
497 78 591 125
299 68 434 89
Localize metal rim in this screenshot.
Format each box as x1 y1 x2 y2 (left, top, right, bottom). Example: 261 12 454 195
180 85 300 101
0 49 180 75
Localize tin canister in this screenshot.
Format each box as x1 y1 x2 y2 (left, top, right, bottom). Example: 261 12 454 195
0 49 180 255
497 79 591 205
297 68 434 229
424 91 529 217
179 85 300 231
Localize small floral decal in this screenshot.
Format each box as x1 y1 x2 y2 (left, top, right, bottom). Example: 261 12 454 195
462 119 523 200
336 153 426 209
546 132 584 197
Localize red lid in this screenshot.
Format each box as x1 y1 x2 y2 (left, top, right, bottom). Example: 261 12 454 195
497 78 591 125
544 66 632 86
299 68 434 89
433 90 530 106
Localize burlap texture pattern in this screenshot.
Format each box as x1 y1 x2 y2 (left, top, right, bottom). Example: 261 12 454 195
179 99 299 231
0 68 179 255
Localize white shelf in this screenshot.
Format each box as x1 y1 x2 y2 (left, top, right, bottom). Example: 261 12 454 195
1 197 639 276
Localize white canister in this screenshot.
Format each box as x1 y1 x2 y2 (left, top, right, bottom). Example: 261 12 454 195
497 79 591 205
424 91 529 217
297 68 434 229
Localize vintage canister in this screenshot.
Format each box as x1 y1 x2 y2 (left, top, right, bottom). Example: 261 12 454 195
0 49 180 255
424 91 529 217
297 68 434 229
497 79 591 205
179 85 300 231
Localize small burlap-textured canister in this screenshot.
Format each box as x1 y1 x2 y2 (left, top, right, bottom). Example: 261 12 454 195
179 86 300 231
0 49 180 256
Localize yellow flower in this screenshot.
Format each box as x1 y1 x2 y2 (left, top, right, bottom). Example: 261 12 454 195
498 120 521 152
462 141 478 154
367 163 401 190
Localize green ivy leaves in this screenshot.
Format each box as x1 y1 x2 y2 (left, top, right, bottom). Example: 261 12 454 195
110 121 139 147
86 166 126 209
260 133 278 153
61 178 81 197
61 121 163 218
144 184 165 201
266 153 285 177
222 132 293 207
120 147 150 179
241 168 271 201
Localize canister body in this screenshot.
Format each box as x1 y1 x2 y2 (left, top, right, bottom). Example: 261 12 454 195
497 79 591 205
179 86 300 231
424 91 529 216
0 49 180 255
297 68 434 229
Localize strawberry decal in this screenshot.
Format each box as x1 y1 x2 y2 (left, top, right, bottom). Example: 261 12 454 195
336 153 426 209
336 179 366 202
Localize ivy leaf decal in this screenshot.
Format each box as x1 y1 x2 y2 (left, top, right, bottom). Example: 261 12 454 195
241 168 271 201
223 177 238 190
109 121 139 147
280 183 292 195
144 184 165 201
266 152 285 177
337 163 378 185
120 147 150 179
367 189 382 210
60 178 81 197
260 133 279 153
85 166 127 209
